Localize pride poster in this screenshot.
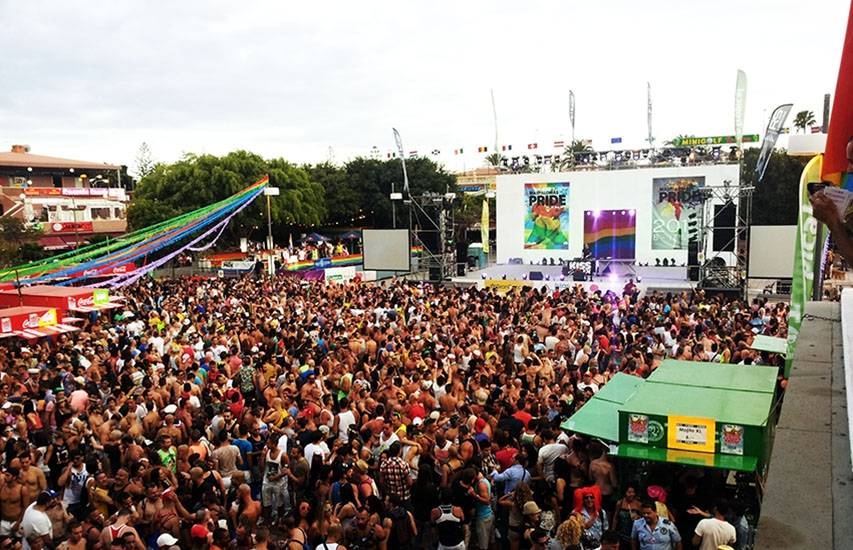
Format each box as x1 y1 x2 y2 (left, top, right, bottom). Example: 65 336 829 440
524 182 569 249
583 210 636 259
651 176 705 249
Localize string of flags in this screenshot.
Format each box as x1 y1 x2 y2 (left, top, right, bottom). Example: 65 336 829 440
381 138 595 159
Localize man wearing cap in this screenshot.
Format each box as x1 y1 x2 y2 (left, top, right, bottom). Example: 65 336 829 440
20 491 55 550
156 532 179 550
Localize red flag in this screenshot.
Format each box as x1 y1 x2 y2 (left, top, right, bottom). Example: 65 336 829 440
527 143 538 150
824 1 853 186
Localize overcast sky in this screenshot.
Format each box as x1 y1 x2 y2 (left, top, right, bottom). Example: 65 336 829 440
0 0 848 173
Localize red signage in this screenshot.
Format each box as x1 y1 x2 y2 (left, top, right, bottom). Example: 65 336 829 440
81 263 136 277
49 221 93 233
23 188 116 198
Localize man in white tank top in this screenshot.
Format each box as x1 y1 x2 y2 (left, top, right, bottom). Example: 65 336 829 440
260 435 289 524
334 398 357 443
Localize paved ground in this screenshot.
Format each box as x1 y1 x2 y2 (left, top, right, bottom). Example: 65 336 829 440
756 301 853 549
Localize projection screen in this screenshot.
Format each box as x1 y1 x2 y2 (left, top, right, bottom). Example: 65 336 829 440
748 225 797 278
362 229 411 272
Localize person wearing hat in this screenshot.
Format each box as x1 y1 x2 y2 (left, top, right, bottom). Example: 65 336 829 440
156 532 179 549
20 491 55 550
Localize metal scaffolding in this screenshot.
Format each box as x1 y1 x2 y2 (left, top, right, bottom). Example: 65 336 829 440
406 192 456 282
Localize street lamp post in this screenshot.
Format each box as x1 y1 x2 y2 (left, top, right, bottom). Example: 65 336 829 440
263 186 280 276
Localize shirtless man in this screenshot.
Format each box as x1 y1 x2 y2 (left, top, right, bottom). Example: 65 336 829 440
57 520 86 550
588 444 618 513
18 454 47 502
0 467 28 536
229 483 261 531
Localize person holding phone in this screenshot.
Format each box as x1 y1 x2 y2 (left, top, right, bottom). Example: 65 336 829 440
811 136 853 264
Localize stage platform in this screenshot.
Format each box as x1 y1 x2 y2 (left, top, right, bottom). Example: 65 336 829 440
450 263 695 295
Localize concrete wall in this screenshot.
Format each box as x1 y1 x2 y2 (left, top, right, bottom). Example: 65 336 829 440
495 164 739 266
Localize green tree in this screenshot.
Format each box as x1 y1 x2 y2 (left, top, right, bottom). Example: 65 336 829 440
793 110 816 133
127 151 326 243
0 217 43 267
135 142 154 179
558 139 593 170
342 156 456 228
305 162 361 226
484 152 504 168
740 148 808 225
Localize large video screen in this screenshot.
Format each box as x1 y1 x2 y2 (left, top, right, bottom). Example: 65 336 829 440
362 229 411 272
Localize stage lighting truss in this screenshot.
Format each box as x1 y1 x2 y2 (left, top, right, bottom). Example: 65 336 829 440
692 182 755 295
407 192 457 283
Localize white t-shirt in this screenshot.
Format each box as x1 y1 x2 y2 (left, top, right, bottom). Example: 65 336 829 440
537 442 569 482
695 517 736 550
21 503 53 550
544 335 560 351
337 410 357 442
304 442 327 470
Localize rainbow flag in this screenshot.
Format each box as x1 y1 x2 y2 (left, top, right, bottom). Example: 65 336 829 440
584 210 636 259
825 1 853 189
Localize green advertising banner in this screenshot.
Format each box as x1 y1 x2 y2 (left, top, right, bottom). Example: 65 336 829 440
785 155 824 376
671 135 760 147
651 176 706 250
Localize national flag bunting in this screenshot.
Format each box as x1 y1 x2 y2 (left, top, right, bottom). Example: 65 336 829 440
527 143 538 150
409 151 417 157
478 146 488 153
501 145 512 151
554 140 565 148
454 148 464 155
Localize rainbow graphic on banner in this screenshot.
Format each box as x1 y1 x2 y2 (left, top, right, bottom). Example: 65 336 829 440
583 210 636 259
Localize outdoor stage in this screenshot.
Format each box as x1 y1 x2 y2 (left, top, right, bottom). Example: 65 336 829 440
450 263 695 295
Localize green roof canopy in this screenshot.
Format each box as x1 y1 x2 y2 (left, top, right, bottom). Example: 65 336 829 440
560 373 644 441
751 334 788 356
622 382 774 427
648 360 777 395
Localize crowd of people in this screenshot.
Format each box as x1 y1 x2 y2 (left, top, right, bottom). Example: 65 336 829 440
0 274 788 550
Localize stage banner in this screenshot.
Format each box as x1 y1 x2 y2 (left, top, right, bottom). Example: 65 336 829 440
524 182 569 249
786 155 824 376
651 176 706 250
584 210 636 259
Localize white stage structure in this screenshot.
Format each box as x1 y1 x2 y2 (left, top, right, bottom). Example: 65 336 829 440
495 165 740 267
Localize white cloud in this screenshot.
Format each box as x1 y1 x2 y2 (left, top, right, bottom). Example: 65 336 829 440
0 0 847 171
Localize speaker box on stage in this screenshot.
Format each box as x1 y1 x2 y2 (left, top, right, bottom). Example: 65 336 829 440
429 266 443 282
687 241 699 281
561 265 571 277
713 202 736 252
529 271 544 281
572 270 587 281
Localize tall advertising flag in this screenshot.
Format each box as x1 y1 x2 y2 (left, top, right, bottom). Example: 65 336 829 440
755 104 793 183
392 128 409 194
481 198 490 254
822 1 853 188
786 155 825 376
651 177 706 250
734 70 747 148
524 182 569 249
569 91 576 144
647 82 653 147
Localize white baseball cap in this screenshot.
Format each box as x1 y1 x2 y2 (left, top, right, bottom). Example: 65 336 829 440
157 533 179 547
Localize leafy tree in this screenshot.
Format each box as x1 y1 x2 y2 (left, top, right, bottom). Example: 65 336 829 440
558 140 593 170
0 217 43 267
342 156 456 228
305 162 361 226
127 151 326 243
793 110 816 133
485 152 504 168
740 148 808 225
135 142 154 179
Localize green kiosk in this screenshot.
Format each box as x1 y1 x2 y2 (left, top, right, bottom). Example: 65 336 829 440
562 360 781 521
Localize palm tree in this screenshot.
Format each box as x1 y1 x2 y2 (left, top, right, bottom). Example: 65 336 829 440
558 140 593 170
793 110 816 133
485 152 505 168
